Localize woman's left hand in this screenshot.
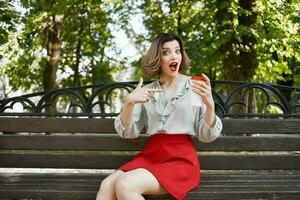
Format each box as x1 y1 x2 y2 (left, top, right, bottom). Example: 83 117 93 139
191 74 215 110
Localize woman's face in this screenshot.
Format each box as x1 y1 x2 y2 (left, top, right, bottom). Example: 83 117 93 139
160 40 182 77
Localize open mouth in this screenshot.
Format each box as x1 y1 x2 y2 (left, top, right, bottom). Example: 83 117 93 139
169 61 178 72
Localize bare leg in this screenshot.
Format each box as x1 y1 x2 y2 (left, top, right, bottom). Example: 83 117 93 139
96 170 124 200
115 168 168 200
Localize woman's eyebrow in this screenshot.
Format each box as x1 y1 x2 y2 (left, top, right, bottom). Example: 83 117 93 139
162 46 180 50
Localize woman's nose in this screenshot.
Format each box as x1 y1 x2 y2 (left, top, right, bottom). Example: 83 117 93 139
170 52 177 59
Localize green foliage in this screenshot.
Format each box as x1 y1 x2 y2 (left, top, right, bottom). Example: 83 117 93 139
121 0 299 87
126 0 258 80
256 0 300 86
59 0 115 86
126 0 213 78
1 0 300 96
0 0 20 57
1 0 127 92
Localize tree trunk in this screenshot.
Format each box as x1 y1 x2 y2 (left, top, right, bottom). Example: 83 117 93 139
216 0 257 116
43 15 63 113
96 49 106 118
239 0 258 116
239 0 258 81
74 26 83 88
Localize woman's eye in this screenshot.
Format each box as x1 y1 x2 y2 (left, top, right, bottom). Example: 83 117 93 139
163 51 169 55
175 49 181 54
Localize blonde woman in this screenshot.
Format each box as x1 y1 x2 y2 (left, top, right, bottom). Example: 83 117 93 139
96 33 222 200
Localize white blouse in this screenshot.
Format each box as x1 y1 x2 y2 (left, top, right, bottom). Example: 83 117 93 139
114 76 223 143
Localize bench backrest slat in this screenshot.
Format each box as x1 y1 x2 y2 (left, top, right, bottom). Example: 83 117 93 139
0 118 116 133
1 118 300 134
1 135 299 151
222 119 300 134
0 153 299 170
1 117 299 170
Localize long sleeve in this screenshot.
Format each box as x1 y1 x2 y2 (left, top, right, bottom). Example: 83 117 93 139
114 103 147 138
194 104 223 143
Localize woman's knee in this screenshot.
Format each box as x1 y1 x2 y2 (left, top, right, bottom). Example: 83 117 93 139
115 169 168 197
115 174 136 196
99 176 116 193
98 170 123 193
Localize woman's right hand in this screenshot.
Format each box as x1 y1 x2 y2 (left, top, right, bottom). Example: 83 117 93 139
126 78 163 104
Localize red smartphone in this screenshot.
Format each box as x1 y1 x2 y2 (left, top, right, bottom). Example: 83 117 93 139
191 75 206 82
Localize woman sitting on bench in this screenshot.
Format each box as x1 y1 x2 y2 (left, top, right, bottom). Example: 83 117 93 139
96 33 222 200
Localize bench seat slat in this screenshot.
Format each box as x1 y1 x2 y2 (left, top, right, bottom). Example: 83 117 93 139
1 171 299 200
1 135 300 151
1 179 299 187
1 189 299 200
1 171 300 181
1 118 300 134
1 153 299 170
1 171 300 182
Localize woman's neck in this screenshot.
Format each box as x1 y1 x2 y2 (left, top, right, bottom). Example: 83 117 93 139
159 74 183 88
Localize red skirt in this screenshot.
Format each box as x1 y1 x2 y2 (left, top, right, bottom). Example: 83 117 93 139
118 133 201 200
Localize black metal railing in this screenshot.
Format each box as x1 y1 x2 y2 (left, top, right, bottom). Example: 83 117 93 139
0 80 299 118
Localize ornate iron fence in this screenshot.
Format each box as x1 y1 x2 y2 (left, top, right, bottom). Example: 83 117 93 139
0 80 299 118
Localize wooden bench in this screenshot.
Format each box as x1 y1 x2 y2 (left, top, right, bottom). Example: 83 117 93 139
0 117 300 199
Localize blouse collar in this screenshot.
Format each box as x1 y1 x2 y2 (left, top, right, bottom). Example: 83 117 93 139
149 75 191 117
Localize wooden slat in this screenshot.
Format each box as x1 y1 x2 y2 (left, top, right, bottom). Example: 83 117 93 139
0 173 107 182
222 119 300 134
0 118 115 133
200 154 300 170
1 184 299 200
0 188 97 200
0 171 299 200
180 191 300 200
0 153 299 170
1 117 300 199
1 171 300 182
1 171 300 181
1 176 299 186
1 118 300 134
1 135 300 151
1 186 299 200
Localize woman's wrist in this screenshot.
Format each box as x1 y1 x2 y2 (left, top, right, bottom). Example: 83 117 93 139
205 106 216 127
206 103 215 111
125 97 135 106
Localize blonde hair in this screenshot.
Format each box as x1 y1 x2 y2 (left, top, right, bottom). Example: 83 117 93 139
141 33 191 78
